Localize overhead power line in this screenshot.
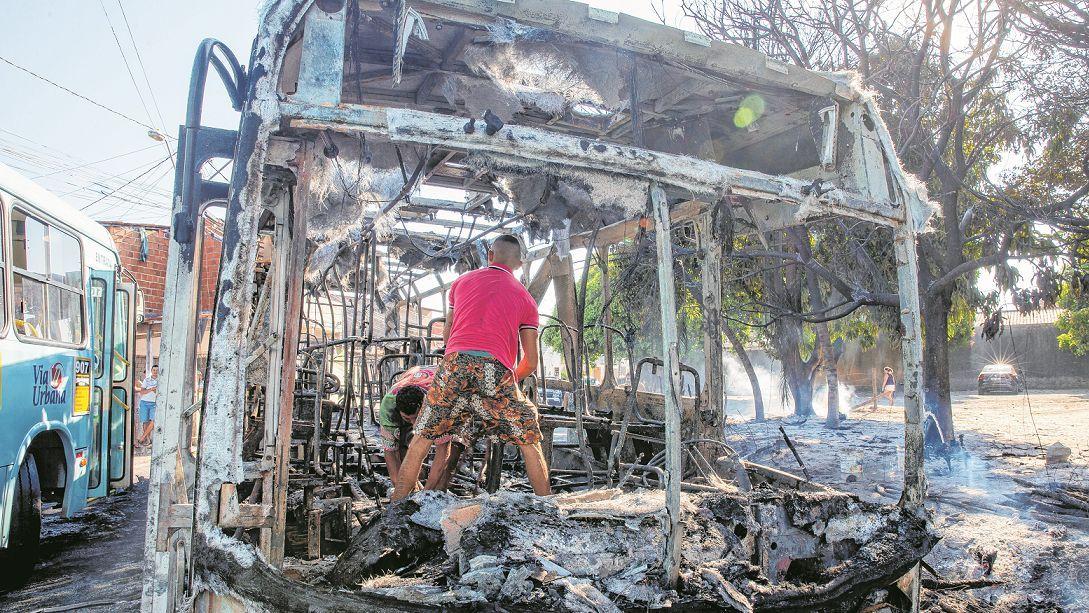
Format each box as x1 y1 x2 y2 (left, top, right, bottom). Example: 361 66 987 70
98 0 155 129
79 156 172 211
0 54 175 138
0 134 167 197
115 0 170 136
32 143 159 179
98 0 175 167
61 155 173 199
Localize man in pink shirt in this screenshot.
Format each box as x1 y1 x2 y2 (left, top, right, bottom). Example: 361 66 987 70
391 235 551 499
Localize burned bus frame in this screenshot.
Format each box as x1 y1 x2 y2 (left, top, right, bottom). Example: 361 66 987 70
143 0 934 610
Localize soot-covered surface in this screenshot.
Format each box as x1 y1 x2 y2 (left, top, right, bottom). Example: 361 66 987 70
325 486 933 611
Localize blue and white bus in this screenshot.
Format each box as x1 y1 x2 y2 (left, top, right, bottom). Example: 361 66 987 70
0 162 137 585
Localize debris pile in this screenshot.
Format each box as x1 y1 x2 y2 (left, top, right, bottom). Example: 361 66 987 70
328 487 935 610
1013 476 1089 521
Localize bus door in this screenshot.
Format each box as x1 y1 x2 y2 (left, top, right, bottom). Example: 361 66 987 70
86 271 113 499
109 282 136 490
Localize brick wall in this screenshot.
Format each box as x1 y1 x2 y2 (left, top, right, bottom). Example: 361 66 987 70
197 218 224 313
105 221 223 319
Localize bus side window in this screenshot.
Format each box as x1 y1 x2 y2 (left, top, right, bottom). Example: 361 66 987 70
11 210 47 338
90 279 107 377
10 208 84 344
13 277 45 338
47 230 83 343
113 291 129 382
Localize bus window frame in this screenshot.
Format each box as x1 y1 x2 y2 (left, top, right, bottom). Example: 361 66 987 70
112 286 131 383
0 191 8 339
8 202 87 349
90 277 108 378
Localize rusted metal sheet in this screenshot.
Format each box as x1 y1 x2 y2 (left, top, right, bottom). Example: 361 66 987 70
295 5 347 105
700 210 725 427
375 0 855 101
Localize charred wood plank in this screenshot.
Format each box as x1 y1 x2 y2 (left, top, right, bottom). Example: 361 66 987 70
192 533 431 612
922 577 1004 592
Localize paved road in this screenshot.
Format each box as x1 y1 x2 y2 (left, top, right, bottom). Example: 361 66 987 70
0 455 150 612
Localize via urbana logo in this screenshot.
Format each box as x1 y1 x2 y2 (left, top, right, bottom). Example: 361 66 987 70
32 362 67 406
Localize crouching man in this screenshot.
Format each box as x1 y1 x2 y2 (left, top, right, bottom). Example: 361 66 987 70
392 235 551 500
379 365 451 490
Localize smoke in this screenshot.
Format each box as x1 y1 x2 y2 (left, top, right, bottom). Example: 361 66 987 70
722 353 786 419
721 353 859 420
600 342 864 422
811 381 859 419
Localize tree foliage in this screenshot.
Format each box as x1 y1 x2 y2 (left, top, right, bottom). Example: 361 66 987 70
677 0 1089 438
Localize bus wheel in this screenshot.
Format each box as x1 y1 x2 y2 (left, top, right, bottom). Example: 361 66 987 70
0 454 42 590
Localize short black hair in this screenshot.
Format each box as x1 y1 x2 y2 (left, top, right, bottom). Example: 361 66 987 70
395 386 426 417
492 234 524 252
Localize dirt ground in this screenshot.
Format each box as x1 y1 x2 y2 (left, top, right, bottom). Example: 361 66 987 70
0 453 151 612
726 390 1089 611
3 393 1087 611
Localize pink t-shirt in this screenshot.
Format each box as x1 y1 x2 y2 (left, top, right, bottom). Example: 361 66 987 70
446 264 539 371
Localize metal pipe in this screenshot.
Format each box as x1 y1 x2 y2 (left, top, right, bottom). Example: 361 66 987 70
585 323 637 486
176 40 245 244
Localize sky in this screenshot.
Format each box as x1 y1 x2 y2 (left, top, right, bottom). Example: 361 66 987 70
0 0 690 226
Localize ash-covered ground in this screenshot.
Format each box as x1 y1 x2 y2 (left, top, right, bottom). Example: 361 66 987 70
727 390 1089 612
0 454 151 612
3 394 1086 611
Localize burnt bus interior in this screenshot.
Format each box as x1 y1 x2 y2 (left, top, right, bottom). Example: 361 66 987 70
144 0 936 611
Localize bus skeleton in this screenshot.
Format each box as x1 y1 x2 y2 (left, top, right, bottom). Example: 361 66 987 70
145 0 936 610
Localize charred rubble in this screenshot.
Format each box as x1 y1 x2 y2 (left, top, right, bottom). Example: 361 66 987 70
327 487 935 611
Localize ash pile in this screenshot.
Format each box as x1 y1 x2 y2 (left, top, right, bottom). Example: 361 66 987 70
317 484 934 611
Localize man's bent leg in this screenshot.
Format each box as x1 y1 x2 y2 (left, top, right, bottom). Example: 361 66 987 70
433 440 465 491
392 435 434 501
423 440 451 490
518 442 551 496
384 450 403 478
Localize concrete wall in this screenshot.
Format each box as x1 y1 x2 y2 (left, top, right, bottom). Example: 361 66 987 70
838 318 1089 392
950 323 1089 390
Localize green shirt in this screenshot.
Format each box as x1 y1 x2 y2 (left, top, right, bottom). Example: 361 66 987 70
379 392 401 430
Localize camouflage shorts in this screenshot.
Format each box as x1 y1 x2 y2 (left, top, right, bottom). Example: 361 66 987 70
413 352 542 446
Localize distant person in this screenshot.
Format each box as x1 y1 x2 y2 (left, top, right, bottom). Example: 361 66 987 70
136 364 158 447
852 365 897 411
391 234 550 500
879 366 896 406
379 365 452 489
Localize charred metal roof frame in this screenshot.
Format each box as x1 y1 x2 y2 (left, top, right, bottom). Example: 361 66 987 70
144 0 935 610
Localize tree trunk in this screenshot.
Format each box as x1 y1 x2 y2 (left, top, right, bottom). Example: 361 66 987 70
922 290 955 444
787 227 839 428
780 318 815 418
789 369 815 417
724 323 764 421
816 323 841 428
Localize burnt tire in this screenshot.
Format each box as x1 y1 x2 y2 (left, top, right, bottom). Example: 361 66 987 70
0 454 42 590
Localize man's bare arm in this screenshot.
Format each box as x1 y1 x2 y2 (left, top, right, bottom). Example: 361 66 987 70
442 309 453 346
514 328 538 382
